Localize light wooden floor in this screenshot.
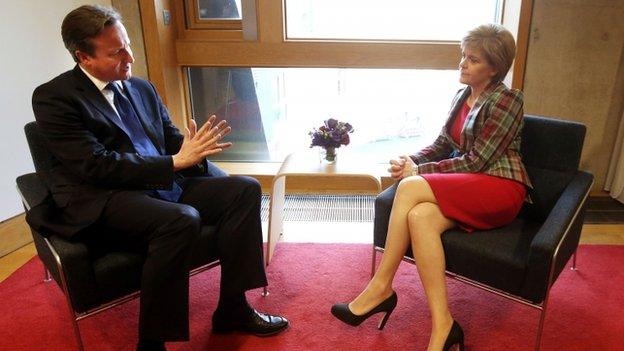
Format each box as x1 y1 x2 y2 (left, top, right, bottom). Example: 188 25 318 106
0 244 37 282
1 222 622 283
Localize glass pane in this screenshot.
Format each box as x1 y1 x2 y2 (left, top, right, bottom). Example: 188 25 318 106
198 0 242 20
187 67 462 163
285 0 501 41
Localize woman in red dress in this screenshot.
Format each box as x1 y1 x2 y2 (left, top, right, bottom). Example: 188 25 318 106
331 24 532 351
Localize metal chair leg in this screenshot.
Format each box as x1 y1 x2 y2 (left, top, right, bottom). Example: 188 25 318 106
44 268 52 282
534 288 553 351
70 314 85 351
571 250 578 271
371 247 377 279
262 286 269 297
534 306 547 351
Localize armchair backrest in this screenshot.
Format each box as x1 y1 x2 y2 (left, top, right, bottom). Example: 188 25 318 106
24 121 54 174
520 115 586 221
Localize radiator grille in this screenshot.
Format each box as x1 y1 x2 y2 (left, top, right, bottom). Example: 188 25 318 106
260 194 374 222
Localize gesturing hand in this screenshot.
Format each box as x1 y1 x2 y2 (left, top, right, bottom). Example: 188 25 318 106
172 115 232 171
387 155 418 180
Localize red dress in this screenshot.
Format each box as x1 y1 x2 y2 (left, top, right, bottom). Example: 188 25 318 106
420 102 526 232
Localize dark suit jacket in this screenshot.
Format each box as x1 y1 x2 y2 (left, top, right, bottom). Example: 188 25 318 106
30 65 207 238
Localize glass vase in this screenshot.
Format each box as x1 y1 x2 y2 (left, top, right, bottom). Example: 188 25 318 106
320 146 337 164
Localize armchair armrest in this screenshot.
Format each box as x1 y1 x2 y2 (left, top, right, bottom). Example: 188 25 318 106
16 173 62 280
15 173 48 211
16 172 101 312
521 171 594 302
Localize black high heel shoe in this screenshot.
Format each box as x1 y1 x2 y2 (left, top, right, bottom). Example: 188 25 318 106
443 320 465 351
330 291 397 330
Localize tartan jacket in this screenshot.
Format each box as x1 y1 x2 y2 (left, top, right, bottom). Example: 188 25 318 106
410 82 532 188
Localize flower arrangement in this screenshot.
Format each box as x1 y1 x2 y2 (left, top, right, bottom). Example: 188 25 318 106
309 118 354 162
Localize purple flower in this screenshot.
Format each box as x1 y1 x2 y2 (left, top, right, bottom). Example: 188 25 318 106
325 118 338 129
309 118 354 149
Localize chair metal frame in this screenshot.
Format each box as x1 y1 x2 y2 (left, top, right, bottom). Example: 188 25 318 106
371 178 592 351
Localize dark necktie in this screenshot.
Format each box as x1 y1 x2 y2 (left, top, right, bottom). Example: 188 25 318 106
106 82 182 202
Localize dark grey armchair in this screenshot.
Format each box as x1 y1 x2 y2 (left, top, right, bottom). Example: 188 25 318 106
16 121 222 351
372 115 593 350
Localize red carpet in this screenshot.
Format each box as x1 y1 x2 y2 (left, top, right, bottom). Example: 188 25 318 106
1 243 623 350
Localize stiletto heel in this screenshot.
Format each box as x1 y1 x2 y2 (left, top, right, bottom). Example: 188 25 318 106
443 320 464 351
331 291 397 330
377 309 393 330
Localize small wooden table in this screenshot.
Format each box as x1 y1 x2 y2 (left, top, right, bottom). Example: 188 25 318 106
265 150 385 265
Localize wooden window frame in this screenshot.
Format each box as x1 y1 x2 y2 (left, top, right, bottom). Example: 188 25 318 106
177 0 245 41
184 0 242 30
140 0 533 130
173 1 532 87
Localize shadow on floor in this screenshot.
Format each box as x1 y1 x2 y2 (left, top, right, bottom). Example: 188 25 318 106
586 196 624 224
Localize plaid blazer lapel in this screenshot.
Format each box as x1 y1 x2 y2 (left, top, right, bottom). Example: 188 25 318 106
458 83 506 152
444 87 471 149
461 95 485 152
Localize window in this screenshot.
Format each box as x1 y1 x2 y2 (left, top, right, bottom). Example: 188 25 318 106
184 0 242 30
197 0 241 19
285 0 502 41
170 1 530 164
188 67 461 163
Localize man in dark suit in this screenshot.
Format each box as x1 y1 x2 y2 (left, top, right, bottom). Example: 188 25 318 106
31 5 287 351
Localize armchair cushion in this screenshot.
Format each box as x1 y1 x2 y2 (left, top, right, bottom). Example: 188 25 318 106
442 219 541 296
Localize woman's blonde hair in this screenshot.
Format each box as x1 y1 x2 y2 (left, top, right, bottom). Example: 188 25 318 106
461 24 516 83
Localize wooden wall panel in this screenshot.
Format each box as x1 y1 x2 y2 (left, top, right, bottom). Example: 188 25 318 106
112 0 149 80
523 0 624 192
139 0 188 129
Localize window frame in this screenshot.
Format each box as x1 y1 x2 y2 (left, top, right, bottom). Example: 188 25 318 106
140 0 533 133
183 0 243 30
175 0 531 83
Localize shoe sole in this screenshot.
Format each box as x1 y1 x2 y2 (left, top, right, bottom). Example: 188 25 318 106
212 322 289 337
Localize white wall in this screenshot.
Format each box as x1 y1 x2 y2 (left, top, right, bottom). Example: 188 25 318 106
0 0 111 221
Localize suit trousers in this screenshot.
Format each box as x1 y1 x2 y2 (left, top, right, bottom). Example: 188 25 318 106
95 174 267 341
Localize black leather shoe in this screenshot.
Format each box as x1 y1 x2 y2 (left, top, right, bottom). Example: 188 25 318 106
212 309 289 337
